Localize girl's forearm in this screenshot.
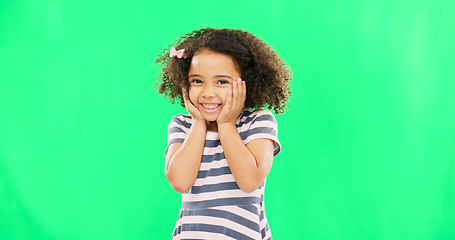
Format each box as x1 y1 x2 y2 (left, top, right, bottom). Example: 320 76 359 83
218 123 264 193
166 119 207 193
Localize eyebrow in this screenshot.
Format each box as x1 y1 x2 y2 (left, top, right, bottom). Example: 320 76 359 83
188 74 233 79
215 75 233 79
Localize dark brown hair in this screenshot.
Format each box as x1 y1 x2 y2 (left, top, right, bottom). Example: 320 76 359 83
155 27 292 114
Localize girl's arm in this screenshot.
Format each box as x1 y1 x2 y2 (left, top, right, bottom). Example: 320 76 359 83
164 90 207 193
218 124 275 193
217 78 275 193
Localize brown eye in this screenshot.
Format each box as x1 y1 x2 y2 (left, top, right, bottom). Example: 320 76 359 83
191 79 203 84
217 80 229 85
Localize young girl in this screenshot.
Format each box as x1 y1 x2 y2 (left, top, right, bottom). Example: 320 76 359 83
156 28 292 240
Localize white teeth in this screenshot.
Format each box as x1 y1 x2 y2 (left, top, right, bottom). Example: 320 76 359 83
202 104 219 109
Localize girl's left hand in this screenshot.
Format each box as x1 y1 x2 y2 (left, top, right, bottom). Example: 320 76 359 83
217 78 246 125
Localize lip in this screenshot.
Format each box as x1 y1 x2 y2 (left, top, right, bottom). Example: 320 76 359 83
200 103 221 113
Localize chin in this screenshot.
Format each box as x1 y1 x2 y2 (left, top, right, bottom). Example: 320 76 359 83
198 108 221 122
202 116 218 122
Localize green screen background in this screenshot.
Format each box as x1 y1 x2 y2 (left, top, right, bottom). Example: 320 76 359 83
1 0 454 239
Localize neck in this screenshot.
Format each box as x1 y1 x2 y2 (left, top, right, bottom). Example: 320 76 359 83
207 121 218 131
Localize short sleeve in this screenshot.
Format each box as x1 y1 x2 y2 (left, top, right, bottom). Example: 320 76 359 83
241 109 281 156
165 114 190 156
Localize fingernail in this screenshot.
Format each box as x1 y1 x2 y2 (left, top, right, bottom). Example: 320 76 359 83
233 81 237 86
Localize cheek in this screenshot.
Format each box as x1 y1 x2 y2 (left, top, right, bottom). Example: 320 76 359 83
188 88 198 103
220 89 230 104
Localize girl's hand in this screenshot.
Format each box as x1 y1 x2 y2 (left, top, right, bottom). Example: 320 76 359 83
182 88 205 121
217 78 246 125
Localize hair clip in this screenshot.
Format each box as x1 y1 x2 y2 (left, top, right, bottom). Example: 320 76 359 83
170 47 187 59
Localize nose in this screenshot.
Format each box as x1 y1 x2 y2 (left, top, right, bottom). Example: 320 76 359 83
201 84 215 98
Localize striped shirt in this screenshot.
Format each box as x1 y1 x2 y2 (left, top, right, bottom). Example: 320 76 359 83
167 109 281 240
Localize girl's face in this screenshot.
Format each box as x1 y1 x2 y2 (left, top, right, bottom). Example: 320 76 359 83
188 49 241 124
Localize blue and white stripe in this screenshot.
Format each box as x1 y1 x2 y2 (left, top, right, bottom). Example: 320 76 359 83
167 109 280 240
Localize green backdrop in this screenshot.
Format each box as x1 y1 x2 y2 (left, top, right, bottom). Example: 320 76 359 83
1 0 454 239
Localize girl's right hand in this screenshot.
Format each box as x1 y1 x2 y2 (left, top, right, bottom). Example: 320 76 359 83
182 88 205 121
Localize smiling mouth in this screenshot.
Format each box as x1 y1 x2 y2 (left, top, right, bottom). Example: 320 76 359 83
200 103 221 113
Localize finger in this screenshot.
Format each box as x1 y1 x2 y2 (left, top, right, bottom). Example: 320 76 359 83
237 78 244 103
182 88 189 102
182 88 197 111
239 79 244 108
241 80 246 104
224 89 233 111
234 78 242 108
232 79 238 103
182 88 188 104
182 88 191 108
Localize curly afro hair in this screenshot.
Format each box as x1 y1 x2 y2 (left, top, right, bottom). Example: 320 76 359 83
155 27 292 114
